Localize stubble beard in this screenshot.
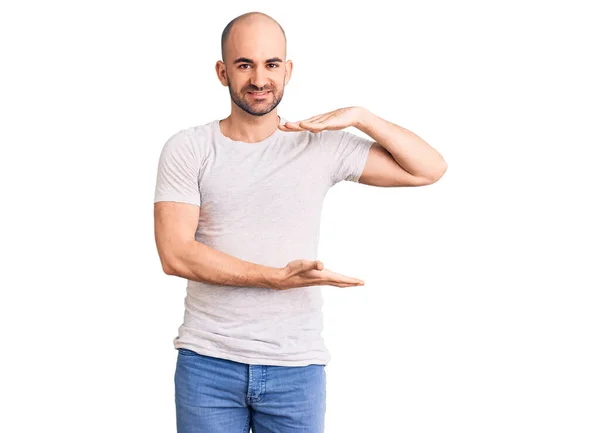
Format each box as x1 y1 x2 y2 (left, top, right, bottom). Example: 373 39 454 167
227 75 284 117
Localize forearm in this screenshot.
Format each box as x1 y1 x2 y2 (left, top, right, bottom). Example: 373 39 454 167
355 107 447 182
165 240 277 289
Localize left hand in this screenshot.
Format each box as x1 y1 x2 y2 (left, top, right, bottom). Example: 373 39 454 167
278 106 365 133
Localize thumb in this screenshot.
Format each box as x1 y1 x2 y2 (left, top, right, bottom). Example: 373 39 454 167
286 259 324 275
300 260 323 272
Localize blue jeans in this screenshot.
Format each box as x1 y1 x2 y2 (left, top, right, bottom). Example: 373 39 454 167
175 348 327 433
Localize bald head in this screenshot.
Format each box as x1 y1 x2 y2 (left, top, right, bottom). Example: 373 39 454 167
220 12 287 64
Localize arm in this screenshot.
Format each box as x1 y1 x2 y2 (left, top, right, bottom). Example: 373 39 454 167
154 201 276 288
280 107 447 187
152 132 274 288
355 108 448 186
151 131 357 290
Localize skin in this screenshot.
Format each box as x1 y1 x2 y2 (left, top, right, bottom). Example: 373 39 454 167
154 13 447 290
206 14 363 288
214 14 446 184
215 14 292 143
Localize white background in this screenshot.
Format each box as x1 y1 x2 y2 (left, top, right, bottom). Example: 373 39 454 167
1 1 598 432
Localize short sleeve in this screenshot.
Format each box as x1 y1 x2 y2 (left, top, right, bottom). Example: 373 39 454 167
322 129 374 186
153 131 202 206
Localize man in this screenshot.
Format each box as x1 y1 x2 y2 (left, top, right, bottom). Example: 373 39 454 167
153 11 447 433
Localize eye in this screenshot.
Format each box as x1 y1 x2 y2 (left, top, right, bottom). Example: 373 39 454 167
238 63 278 70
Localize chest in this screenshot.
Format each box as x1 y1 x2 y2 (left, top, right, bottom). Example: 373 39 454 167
198 143 330 223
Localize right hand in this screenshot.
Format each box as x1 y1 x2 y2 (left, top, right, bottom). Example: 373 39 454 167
269 259 365 290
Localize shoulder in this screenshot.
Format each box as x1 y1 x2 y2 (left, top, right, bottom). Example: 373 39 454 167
313 129 353 151
161 121 213 157
183 120 214 139
180 120 214 146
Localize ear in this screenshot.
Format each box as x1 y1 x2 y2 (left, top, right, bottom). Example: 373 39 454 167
215 60 228 86
284 60 293 86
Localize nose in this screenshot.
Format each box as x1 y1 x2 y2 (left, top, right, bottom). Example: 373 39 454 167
250 66 268 89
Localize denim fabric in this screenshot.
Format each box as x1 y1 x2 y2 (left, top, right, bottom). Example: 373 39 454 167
175 348 327 432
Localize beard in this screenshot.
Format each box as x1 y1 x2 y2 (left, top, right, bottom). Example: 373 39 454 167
227 76 284 117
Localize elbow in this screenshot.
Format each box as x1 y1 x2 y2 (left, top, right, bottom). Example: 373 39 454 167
158 254 178 276
162 263 176 276
156 239 196 277
427 161 448 184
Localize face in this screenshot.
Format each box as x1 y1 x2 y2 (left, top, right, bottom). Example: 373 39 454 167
217 19 292 117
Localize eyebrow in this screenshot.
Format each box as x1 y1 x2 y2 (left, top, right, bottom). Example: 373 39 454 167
233 57 283 64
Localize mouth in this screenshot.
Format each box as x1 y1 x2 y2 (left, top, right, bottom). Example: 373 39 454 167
248 90 271 98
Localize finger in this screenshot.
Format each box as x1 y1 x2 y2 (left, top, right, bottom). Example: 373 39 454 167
288 260 308 275
299 260 323 273
331 281 362 286
285 116 327 132
301 114 327 123
312 113 335 124
278 123 297 132
343 276 365 284
311 114 339 128
327 280 365 286
299 112 339 131
282 121 305 131
329 281 364 287
324 269 364 284
298 120 327 133
318 268 359 280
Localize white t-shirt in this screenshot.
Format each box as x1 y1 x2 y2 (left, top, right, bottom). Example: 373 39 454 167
154 115 374 366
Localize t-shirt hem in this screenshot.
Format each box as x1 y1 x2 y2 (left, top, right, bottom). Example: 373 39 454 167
350 140 375 182
154 195 200 206
174 343 329 367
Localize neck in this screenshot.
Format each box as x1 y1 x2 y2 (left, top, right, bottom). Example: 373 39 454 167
220 109 281 143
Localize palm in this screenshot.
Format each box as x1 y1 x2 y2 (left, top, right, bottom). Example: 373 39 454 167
278 107 361 133
298 267 361 285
